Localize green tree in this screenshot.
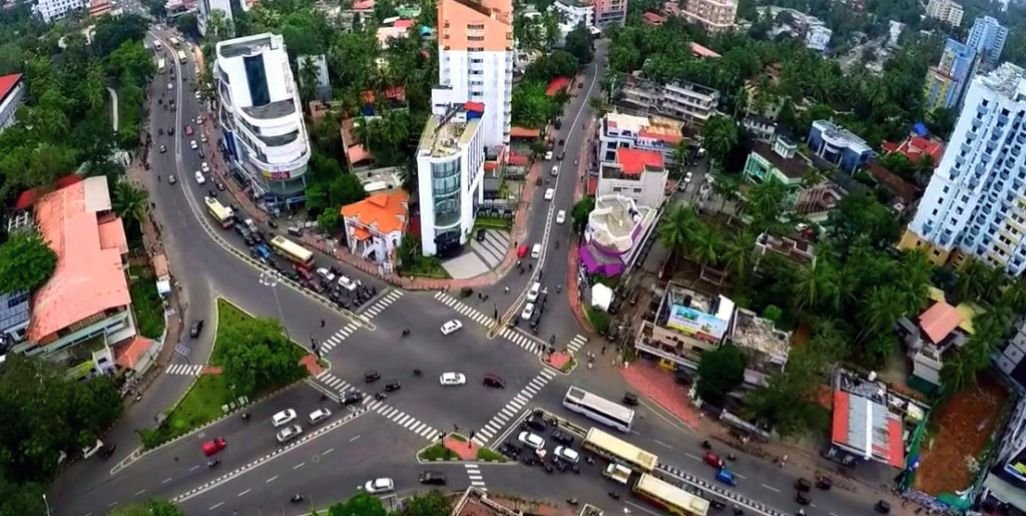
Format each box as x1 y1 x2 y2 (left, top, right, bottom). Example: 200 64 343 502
658 204 699 268
398 490 452 516
0 231 58 294
700 115 739 165
571 197 596 234
113 179 149 225
940 349 976 395
317 209 342 233
110 499 185 516
794 259 840 312
564 23 594 65
825 191 900 252
720 230 755 283
696 345 746 406
91 14 149 56
745 177 790 234
742 346 830 438
953 258 991 304
218 317 305 396
328 492 388 516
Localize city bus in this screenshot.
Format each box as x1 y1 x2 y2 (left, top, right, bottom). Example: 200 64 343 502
156 58 166 74
563 386 636 432
204 196 234 228
633 474 710 516
177 50 187 64
270 235 315 270
582 427 658 473
168 36 181 47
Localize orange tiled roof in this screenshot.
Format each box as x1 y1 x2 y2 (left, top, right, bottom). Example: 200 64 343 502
340 190 410 235
28 179 131 342
116 336 154 369
510 126 540 139
918 301 962 344
616 148 664 175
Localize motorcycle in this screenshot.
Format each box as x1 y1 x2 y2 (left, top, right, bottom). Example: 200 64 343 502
402 328 410 337
374 392 387 401
608 491 621 500
290 494 304 503
702 440 712 450
566 498 579 506
413 369 422 377
240 412 250 421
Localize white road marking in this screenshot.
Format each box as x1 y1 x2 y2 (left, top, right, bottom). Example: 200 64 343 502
684 453 701 461
189 465 200 471
293 462 305 470
209 502 224 511
266 475 278 483
324 447 335 454
135 489 146 496
162 477 173 484
349 435 360 442
653 440 674 449
237 489 251 497
761 483 780 492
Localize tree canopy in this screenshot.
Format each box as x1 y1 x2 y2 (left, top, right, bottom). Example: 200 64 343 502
696 345 746 406
0 231 57 294
218 316 306 396
109 500 185 516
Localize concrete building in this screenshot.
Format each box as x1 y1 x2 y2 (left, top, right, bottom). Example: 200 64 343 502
805 24 832 53
754 232 816 268
0 291 30 350
340 190 409 274
198 0 236 36
634 282 736 369
923 38 977 113
36 0 86 22
730 308 792 388
579 194 657 277
615 75 720 129
593 0 626 26
895 294 980 389
0 74 24 135
967 15 1008 73
431 0 513 150
9 176 134 379
925 0 964 27
900 63 1026 274
596 148 668 209
215 33 312 212
807 119 873 174
552 0 594 32
416 103 486 257
599 112 684 167
741 136 809 196
679 0 736 33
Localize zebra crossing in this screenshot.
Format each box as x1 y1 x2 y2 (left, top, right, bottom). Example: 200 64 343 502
433 292 495 326
362 289 404 318
567 334 588 353
320 322 359 353
465 464 486 490
165 363 204 376
498 327 543 355
472 367 558 446
315 371 440 441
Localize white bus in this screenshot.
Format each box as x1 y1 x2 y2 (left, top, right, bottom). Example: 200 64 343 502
582 427 658 473
563 386 636 432
176 50 187 64
204 196 234 228
157 58 166 74
168 36 181 47
634 474 710 516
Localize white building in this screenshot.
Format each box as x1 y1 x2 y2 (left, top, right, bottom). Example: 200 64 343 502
340 190 409 273
416 104 486 257
215 33 312 212
599 112 684 166
431 0 513 150
0 74 24 135
900 63 1026 274
198 0 235 36
552 0 594 32
805 24 832 53
597 147 669 208
615 75 720 129
36 0 86 23
925 0 964 27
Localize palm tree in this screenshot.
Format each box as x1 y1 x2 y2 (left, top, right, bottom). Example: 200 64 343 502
658 205 699 268
689 226 722 270
720 231 756 283
859 286 902 340
954 258 991 303
895 250 932 315
700 115 739 165
113 180 148 224
795 259 839 312
940 350 976 394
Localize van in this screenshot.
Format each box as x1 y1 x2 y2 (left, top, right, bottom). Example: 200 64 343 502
287 226 303 237
531 244 541 259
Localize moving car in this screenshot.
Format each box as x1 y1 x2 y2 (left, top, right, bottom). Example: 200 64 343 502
159 144 167 153
517 431 545 450
551 165 559 176
276 424 302 444
338 276 357 291
555 210 566 224
364 371 381 383
419 471 447 485
272 409 297 427
201 161 210 173
189 320 204 338
364 478 395 494
384 380 401 392
439 372 466 386
715 468 737 487
526 282 541 302
341 391 364 406
440 319 463 335
168 175 177 185
202 437 226 456
544 150 553 160
194 171 205 184
551 430 574 446
520 303 535 320
308 408 331 425
544 188 555 201
189 139 198 150
483 374 506 389
554 446 580 463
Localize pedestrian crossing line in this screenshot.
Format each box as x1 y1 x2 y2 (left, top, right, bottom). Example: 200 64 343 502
499 327 541 354
314 371 439 441
465 464 486 489
362 289 404 318
433 292 495 326
165 363 204 376
472 370 557 446
320 322 359 353
567 334 588 353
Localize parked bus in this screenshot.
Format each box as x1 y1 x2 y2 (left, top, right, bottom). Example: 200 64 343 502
633 474 710 516
270 235 315 270
168 36 181 47
563 386 636 432
582 427 657 473
177 50 187 64
204 197 234 228
157 58 166 74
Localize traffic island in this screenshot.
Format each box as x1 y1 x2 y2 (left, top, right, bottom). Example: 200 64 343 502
544 351 576 373
416 434 507 463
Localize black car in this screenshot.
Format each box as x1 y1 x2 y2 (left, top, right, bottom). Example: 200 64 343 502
483 374 506 389
522 415 546 432
551 430 574 446
341 391 364 406
364 370 381 383
189 320 204 338
418 471 447 485
98 443 117 460
168 127 175 135
622 392 639 406
795 492 811 506
384 380 401 392
556 151 565 161
476 229 486 242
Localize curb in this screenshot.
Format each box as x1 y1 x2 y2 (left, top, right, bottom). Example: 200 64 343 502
413 435 511 466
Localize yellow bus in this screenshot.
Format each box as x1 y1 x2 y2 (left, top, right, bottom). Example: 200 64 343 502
634 474 710 516
270 235 315 270
157 58 166 74
204 196 233 228
582 427 658 473
176 50 187 64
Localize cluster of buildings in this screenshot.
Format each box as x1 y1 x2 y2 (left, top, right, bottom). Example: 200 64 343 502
924 0 964 28
923 16 1008 113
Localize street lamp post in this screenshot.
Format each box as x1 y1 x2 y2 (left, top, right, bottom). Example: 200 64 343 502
42 494 52 516
259 270 288 340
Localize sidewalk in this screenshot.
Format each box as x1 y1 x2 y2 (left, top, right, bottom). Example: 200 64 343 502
566 118 597 335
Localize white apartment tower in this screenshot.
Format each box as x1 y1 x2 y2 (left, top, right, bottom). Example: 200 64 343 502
431 0 513 150
215 33 312 212
901 63 1026 275
198 0 234 37
36 0 86 23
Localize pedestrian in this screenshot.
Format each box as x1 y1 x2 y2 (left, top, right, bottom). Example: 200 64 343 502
601 345 606 355
504 286 510 294
320 319 325 328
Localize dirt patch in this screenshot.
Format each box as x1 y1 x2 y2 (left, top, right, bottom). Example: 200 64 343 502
914 374 1009 495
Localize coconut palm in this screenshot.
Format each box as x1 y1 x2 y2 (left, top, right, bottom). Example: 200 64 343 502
940 349 976 394
689 226 723 270
795 259 840 312
859 286 903 340
894 250 932 315
113 180 148 224
720 231 756 282
700 115 739 165
954 258 991 303
658 205 699 267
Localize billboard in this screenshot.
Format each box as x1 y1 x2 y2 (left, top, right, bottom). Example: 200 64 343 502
666 305 729 341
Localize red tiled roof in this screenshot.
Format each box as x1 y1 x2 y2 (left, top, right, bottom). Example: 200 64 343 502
361 86 407 104
546 76 571 97
642 11 666 25
340 190 410 234
484 161 499 171
507 153 529 166
465 101 485 113
0 73 22 102
352 0 374 9
885 135 945 165
14 175 82 210
690 42 720 58
116 336 154 369
616 148 664 175
867 163 921 204
918 300 962 344
509 126 540 139
639 128 683 145
393 18 414 29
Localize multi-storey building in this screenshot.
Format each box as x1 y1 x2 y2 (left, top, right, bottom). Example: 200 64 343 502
900 63 1026 273
598 112 684 167
807 119 873 174
580 194 658 277
805 24 832 53
431 0 513 150
923 38 978 113
552 0 594 30
593 0 626 26
596 147 668 208
968 15 1008 73
0 73 24 135
679 0 736 33
925 0 964 27
416 103 486 257
36 0 86 23
215 33 312 211
616 75 720 129
634 282 736 369
198 0 237 36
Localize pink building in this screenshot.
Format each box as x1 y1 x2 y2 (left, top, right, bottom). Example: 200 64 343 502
594 0 627 26
679 0 736 33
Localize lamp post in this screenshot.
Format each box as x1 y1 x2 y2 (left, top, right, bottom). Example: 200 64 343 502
42 494 52 516
259 270 288 340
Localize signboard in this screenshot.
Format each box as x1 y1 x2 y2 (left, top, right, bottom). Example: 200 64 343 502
666 304 729 341
264 170 292 180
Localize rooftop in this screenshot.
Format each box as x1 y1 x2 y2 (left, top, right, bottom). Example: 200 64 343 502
918 300 963 344
659 283 735 342
0 73 22 101
605 112 684 144
418 105 482 158
218 33 277 59
352 166 404 193
980 62 1026 100
751 140 808 179
881 134 945 165
866 162 921 204
615 147 665 175
28 176 131 342
586 195 656 252
545 76 571 97
340 190 410 235
831 389 905 468
754 232 815 267
115 336 154 370
812 119 871 153
690 42 721 58
731 308 791 363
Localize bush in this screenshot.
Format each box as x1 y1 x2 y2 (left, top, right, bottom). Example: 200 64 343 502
419 444 458 461
476 447 507 462
586 306 610 333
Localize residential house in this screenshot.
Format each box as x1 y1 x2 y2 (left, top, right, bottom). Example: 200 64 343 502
807 119 873 174
753 232 816 268
597 147 669 208
341 190 410 273
615 75 720 129
741 136 809 197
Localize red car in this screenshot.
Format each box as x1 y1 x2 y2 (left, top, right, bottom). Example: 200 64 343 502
704 451 723 468
517 244 528 258
202 437 227 456
185 125 194 136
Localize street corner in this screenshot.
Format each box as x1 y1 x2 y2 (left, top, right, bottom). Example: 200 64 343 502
542 351 576 375
300 354 325 376
416 433 509 464
621 360 703 430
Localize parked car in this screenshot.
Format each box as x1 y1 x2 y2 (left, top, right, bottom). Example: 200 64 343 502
551 430 574 446
338 276 357 291
439 372 466 386
364 478 395 494
554 446 580 463
517 431 545 450
276 424 303 444
440 319 463 335
364 371 381 383
483 374 506 389
159 144 167 153
308 408 331 425
419 471 447 485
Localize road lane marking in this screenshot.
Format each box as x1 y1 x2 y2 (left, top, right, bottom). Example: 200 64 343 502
349 435 360 442
625 501 660 515
162 477 173 484
324 447 335 454
293 462 305 470
684 453 701 461
734 472 747 479
761 483 781 492
189 465 200 471
135 489 147 496
108 502 118 508
209 502 224 511
266 475 278 483
238 489 251 497
654 440 674 449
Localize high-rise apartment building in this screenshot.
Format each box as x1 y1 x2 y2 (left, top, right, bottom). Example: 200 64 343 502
923 38 977 113
593 0 626 26
968 16 1008 72
431 0 513 150
215 33 312 212
198 0 232 36
35 0 86 23
925 0 964 27
900 63 1026 274
680 0 737 33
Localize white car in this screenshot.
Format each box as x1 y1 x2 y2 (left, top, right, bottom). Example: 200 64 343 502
308 408 331 425
544 151 553 160
316 267 336 283
276 424 303 443
554 445 580 463
684 171 693 183
201 161 210 173
551 165 559 176
338 276 357 291
167 82 174 90
189 140 198 150
195 90 202 99
526 281 541 302
521 303 535 320
194 171 205 184
364 477 395 494
518 431 545 450
440 319 463 335
555 210 566 224
544 188 555 201
200 134 208 143
272 409 297 427
439 372 467 386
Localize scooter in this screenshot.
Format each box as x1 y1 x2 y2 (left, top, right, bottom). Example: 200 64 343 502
402 328 410 337
413 369 422 377
566 498 579 506
290 494 304 503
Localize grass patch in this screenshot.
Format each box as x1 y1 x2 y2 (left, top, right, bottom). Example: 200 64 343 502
403 255 451 279
210 299 253 364
419 444 458 461
476 447 507 462
560 356 577 373
129 265 166 339
475 216 513 231
585 306 610 333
